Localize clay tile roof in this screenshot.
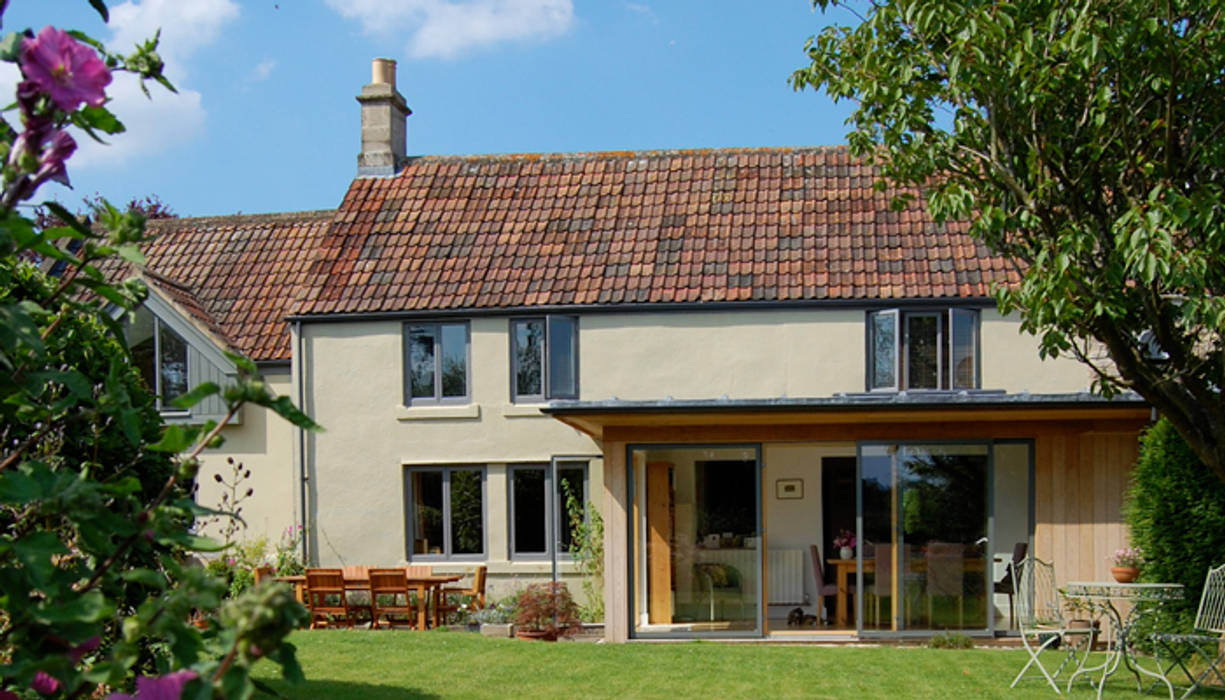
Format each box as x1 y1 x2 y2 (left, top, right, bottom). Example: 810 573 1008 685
292 145 1017 316
135 210 333 362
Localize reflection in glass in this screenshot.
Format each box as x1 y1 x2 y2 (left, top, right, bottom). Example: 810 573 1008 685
951 309 978 389
158 324 188 403
906 314 940 389
412 471 444 555
557 465 585 553
512 468 547 554
860 443 988 632
450 469 484 554
870 311 897 389
514 320 543 397
440 323 467 397
408 327 436 399
548 316 577 398
632 446 759 635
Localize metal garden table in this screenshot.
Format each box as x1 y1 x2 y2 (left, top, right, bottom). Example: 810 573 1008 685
1063 581 1185 699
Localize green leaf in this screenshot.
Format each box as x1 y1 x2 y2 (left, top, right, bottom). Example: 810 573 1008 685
41 201 98 239
89 0 110 21
262 395 323 433
169 382 219 410
224 351 258 377
0 32 23 62
35 590 114 624
74 105 126 136
148 424 199 453
156 531 229 552
0 470 45 505
120 568 168 589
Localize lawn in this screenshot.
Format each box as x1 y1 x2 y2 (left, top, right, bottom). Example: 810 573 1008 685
251 630 1162 699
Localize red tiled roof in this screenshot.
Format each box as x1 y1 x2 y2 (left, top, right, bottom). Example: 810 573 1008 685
136 210 333 362
292 146 1018 316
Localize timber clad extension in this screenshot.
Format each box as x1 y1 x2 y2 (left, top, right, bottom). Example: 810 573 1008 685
109 59 1148 643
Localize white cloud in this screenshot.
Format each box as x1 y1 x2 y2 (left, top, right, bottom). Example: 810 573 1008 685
108 0 240 63
250 59 277 83
325 0 574 59
625 2 658 23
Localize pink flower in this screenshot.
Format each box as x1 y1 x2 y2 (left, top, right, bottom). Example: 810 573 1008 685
30 671 60 695
33 129 76 186
21 26 111 112
106 670 198 700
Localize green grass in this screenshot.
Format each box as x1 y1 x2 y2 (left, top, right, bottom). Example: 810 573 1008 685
251 629 1170 699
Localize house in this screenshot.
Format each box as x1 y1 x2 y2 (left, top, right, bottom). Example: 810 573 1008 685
127 59 1150 642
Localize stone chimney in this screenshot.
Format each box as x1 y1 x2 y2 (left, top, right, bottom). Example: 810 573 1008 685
356 58 411 176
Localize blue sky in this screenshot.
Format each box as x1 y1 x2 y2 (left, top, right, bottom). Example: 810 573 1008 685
4 1 858 218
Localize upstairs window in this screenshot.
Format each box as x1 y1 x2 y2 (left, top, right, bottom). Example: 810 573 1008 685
511 316 578 402
868 308 979 391
404 322 469 405
128 306 188 411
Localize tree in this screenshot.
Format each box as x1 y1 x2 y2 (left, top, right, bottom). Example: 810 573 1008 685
792 1 1225 482
0 6 319 698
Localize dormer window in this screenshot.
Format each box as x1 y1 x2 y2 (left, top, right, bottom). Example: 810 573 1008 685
128 306 189 410
867 308 979 391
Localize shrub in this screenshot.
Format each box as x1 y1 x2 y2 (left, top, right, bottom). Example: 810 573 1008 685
928 632 973 649
1124 418 1225 629
514 583 582 640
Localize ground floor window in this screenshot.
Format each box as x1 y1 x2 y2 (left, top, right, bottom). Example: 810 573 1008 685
405 466 485 560
630 445 761 636
509 461 587 559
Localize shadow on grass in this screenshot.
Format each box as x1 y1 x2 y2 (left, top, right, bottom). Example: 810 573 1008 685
259 680 442 699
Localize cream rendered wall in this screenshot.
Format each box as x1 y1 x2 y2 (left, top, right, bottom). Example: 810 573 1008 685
195 368 298 545
302 319 603 604
583 307 1090 399
582 310 864 399
979 309 1092 393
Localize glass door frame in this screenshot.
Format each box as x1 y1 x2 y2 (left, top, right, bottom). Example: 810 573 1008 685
854 439 996 639
626 442 764 639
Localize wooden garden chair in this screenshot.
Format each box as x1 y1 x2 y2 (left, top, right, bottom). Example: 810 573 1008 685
1152 563 1225 698
1010 557 1093 694
368 568 417 630
305 568 353 629
434 566 487 623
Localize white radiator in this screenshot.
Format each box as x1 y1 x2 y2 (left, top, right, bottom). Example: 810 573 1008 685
768 549 805 605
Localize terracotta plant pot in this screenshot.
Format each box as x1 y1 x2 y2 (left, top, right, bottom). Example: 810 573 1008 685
1111 566 1140 583
516 628 557 641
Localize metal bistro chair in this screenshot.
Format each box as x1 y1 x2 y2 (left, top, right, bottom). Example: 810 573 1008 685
1010 557 1093 694
1152 563 1225 698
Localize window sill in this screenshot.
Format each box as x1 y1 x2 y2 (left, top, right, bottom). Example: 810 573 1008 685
395 404 481 421
503 403 547 418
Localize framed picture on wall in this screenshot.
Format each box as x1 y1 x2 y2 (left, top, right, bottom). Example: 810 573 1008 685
775 478 803 499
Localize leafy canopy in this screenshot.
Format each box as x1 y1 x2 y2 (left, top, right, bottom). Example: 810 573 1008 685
793 1 1225 481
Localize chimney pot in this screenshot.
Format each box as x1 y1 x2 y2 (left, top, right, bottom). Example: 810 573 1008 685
371 58 396 87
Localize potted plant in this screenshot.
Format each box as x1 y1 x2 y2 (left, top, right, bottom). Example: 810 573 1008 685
513 582 582 641
1111 546 1143 583
833 529 856 560
475 596 517 638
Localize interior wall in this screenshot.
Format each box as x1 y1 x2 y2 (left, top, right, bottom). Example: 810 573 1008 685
762 442 855 619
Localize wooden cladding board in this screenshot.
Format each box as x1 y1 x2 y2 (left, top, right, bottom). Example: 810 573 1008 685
646 461 674 624
1034 431 1138 588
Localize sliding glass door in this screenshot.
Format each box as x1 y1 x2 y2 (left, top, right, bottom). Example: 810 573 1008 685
858 443 990 634
630 445 761 637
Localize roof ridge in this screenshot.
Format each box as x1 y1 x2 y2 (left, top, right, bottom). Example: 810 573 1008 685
147 209 336 228
389 144 849 168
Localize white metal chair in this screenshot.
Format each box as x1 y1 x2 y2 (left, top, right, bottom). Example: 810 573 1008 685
1010 557 1093 694
1151 563 1225 698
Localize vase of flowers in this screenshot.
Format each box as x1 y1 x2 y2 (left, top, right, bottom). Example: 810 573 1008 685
1111 546 1143 583
833 529 856 560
